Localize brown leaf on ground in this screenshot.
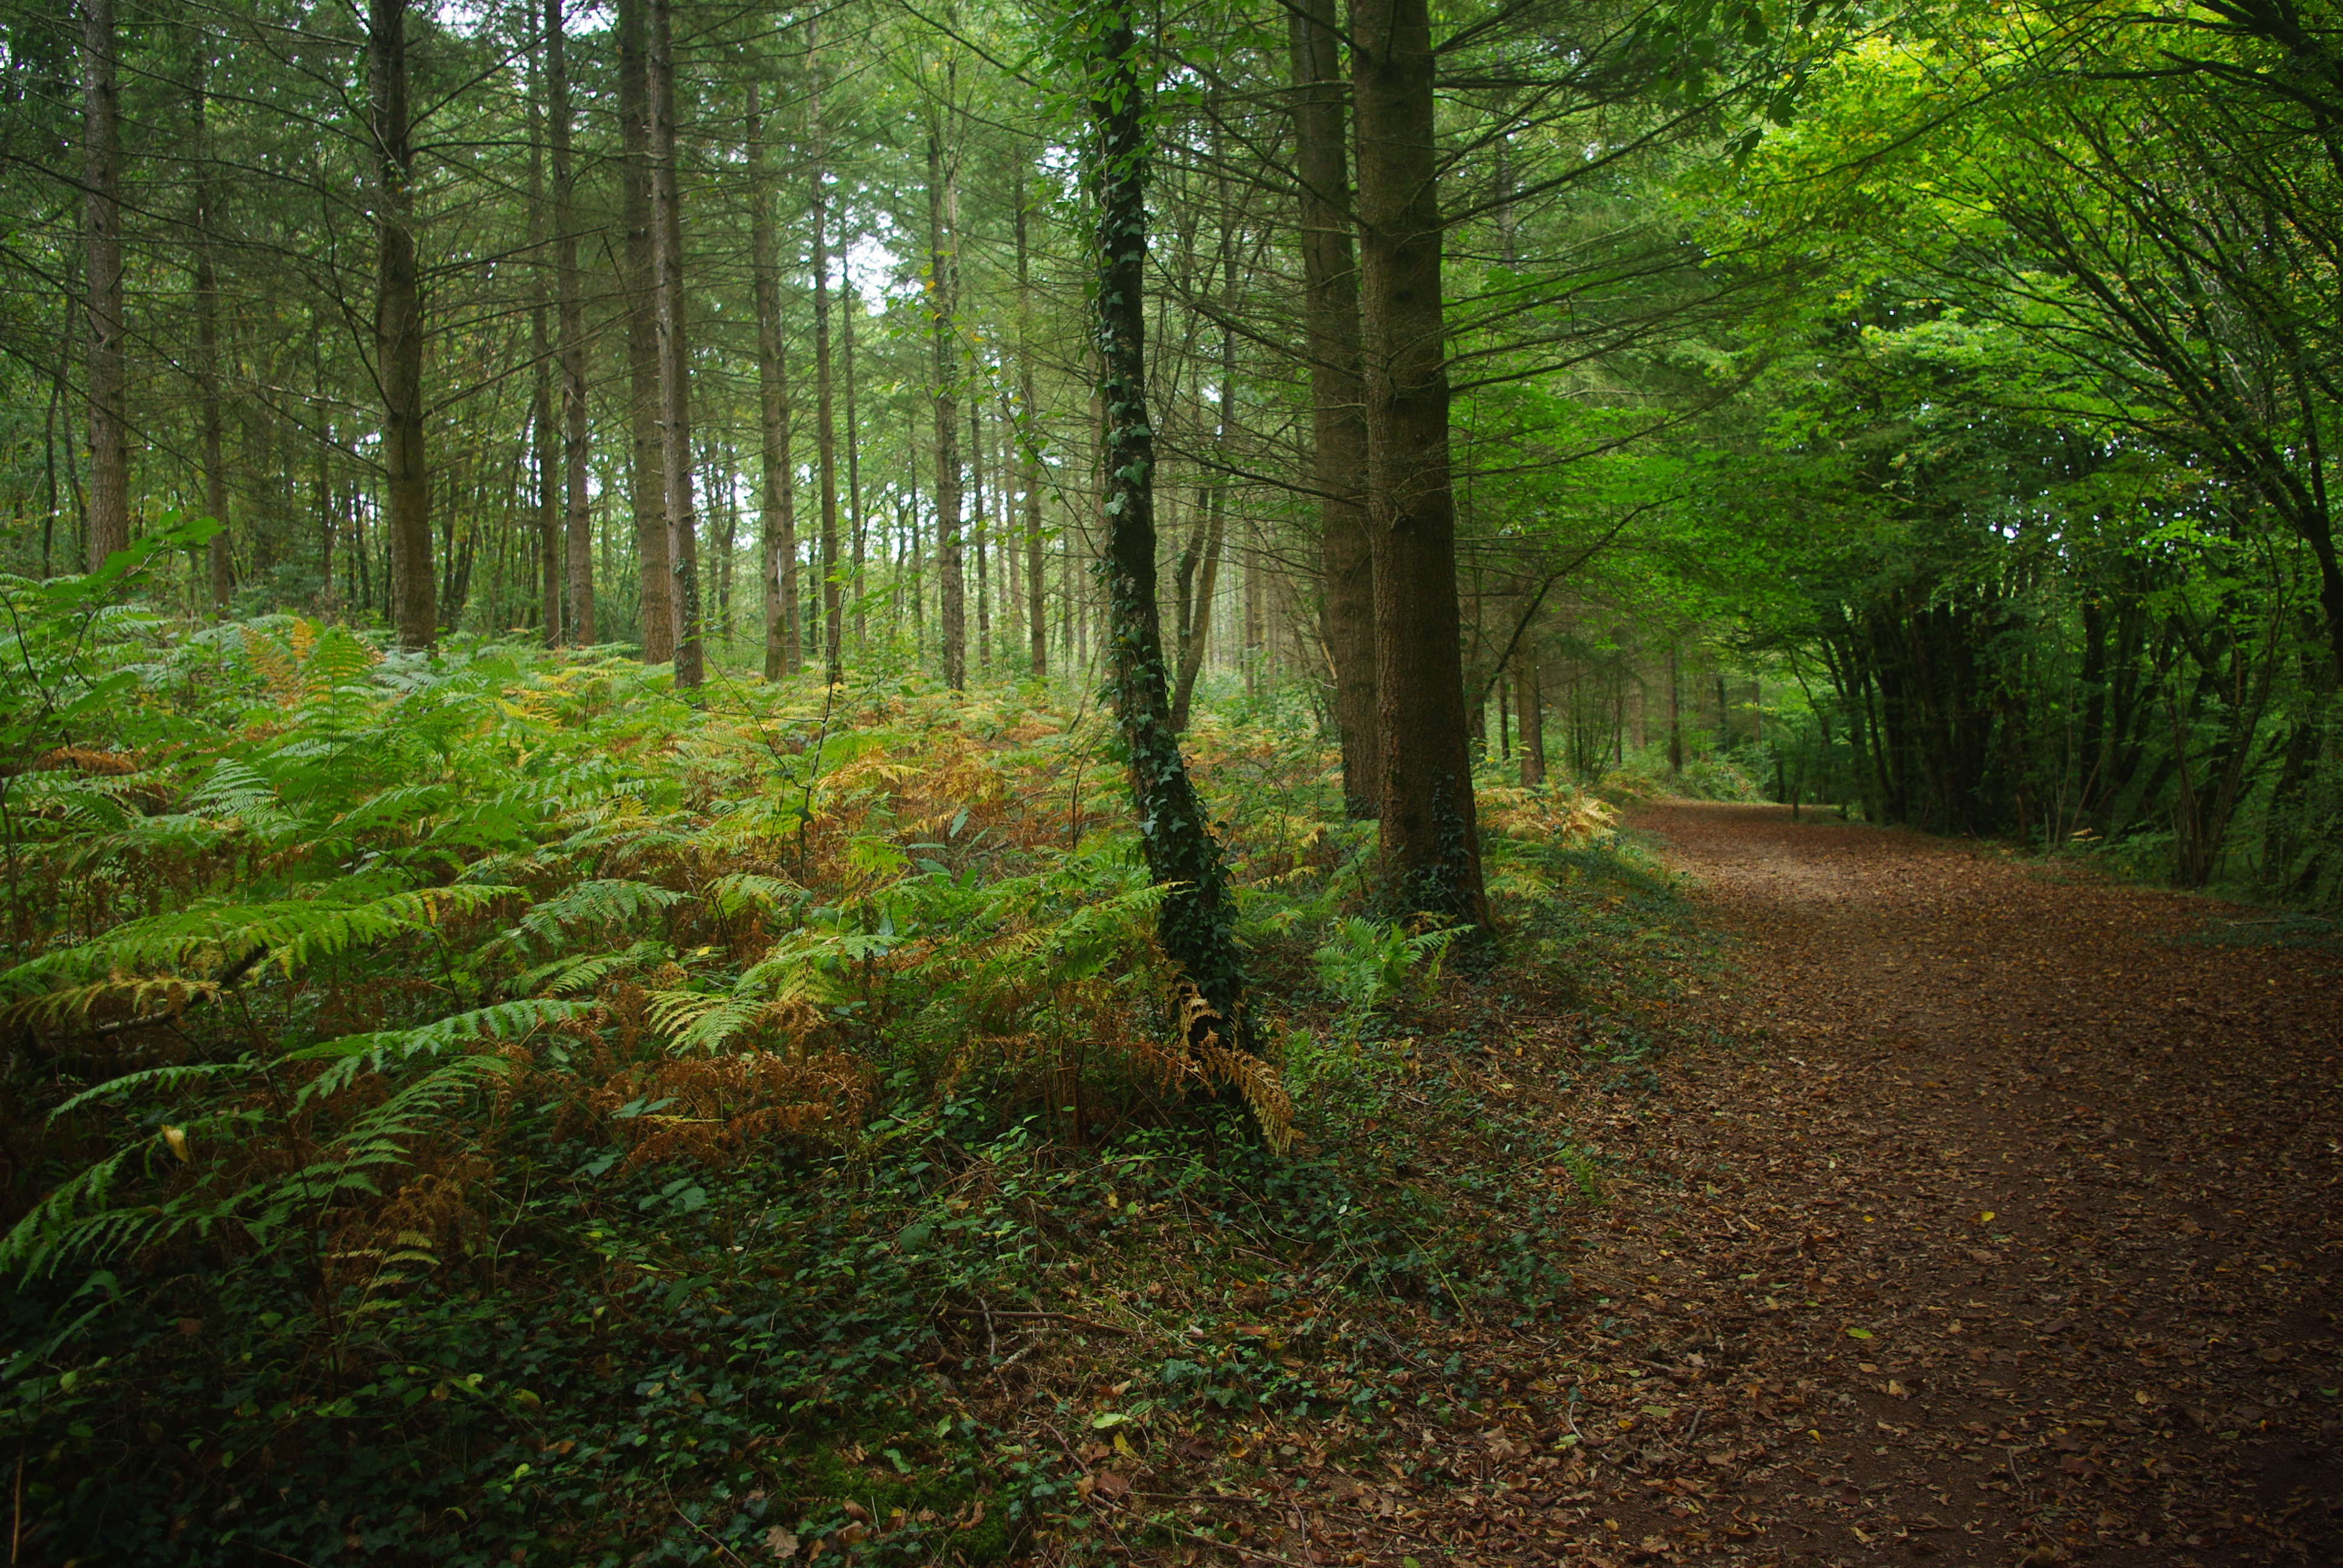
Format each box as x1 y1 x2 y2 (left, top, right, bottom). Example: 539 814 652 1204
1107 805 2342 1566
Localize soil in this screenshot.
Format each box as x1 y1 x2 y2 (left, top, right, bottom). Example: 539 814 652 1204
1136 805 2343 1567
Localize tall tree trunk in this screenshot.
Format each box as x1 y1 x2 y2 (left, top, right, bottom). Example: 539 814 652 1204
1017 157 1047 678
1170 495 1222 732
845 278 866 653
971 394 990 668
1290 0 1378 817
1352 0 1484 924
1089 5 1245 1033
370 0 434 646
928 127 966 690
906 433 924 647
618 0 670 661
1172 183 1237 733
549 0 592 643
647 0 701 686
191 47 231 607
748 80 798 678
83 0 130 570
715 440 736 633
1667 642 1683 774
1516 647 1545 786
810 29 842 685
528 65 559 644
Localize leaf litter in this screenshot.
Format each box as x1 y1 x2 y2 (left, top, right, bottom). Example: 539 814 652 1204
1023 802 2340 1567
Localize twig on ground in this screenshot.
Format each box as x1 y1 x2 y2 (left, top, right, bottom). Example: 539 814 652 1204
668 1491 753 1568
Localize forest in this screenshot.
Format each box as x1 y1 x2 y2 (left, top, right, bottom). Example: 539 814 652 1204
3 0 2341 1559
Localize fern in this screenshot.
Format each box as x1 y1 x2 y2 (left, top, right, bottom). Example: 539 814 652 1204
515 941 667 996
286 998 595 1097
0 884 520 999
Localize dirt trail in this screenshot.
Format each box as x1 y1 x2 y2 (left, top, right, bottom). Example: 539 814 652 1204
1362 805 2341 1568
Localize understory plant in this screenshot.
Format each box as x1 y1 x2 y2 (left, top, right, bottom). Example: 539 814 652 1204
0 567 1634 1564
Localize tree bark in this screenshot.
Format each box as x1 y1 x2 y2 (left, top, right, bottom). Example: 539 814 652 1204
928 127 966 690
549 0 592 643
190 46 231 608
1172 179 1238 734
1290 0 1378 817
618 0 670 661
527 65 559 645
845 278 866 654
810 30 842 685
83 0 131 571
1352 0 1484 923
370 0 434 646
1516 647 1545 786
647 0 701 687
1017 158 1048 677
1089 6 1245 1033
747 80 798 679
971 394 990 668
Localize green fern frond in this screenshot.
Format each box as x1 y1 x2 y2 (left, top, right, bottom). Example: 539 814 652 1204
515 941 667 996
704 872 799 917
643 989 781 1053
286 998 591 1100
45 1059 251 1120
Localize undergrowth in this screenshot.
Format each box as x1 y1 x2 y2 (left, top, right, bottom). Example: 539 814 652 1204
1 543 1696 1566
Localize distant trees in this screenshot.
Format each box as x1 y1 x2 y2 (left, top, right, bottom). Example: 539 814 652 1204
1717 3 2343 900
45 0 2332 938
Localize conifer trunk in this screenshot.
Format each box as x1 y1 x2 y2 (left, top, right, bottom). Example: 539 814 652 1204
191 49 231 608
528 70 559 644
549 0 592 643
1517 648 1545 786
928 129 966 690
1089 5 1245 1032
83 0 129 570
1289 0 1377 817
1017 160 1047 677
971 395 990 668
647 0 700 687
1352 0 1484 923
618 0 670 661
810 33 842 685
370 0 434 647
748 82 797 678
845 280 866 654
1172 189 1236 734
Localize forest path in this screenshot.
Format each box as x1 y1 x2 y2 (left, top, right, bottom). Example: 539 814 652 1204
1401 806 2342 1567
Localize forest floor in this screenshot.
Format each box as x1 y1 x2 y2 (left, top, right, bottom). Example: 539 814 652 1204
1135 805 2342 1568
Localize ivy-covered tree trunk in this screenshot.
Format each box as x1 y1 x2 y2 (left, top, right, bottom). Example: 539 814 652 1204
1351 0 1485 924
1087 4 1246 1033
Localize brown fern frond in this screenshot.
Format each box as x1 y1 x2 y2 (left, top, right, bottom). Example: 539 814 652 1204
589 1050 868 1171
36 746 142 776
1168 978 1294 1154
